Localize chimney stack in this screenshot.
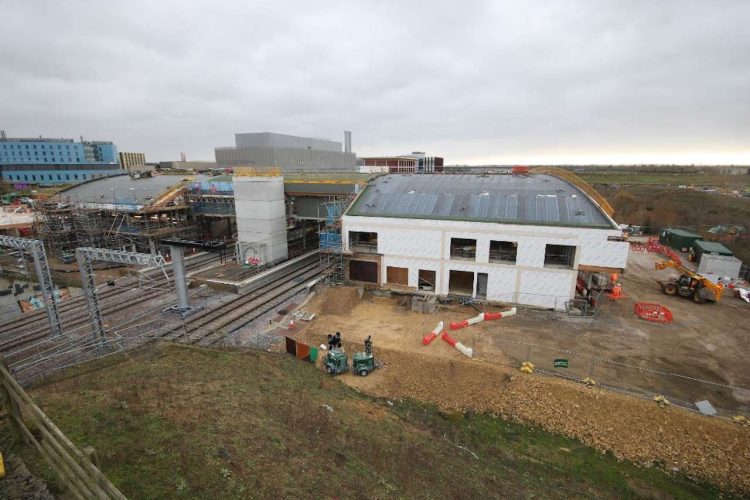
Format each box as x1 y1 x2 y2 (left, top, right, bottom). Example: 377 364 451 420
344 131 352 154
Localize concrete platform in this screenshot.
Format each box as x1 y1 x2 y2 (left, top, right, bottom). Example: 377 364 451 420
190 250 319 293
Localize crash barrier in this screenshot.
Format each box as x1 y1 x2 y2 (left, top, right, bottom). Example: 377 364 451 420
450 307 517 329
634 303 674 324
0 357 126 499
285 337 318 362
422 321 443 346
441 332 473 358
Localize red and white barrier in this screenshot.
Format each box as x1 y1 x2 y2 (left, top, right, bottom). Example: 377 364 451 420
483 307 517 321
422 321 444 346
449 313 484 330
441 332 473 358
450 308 517 329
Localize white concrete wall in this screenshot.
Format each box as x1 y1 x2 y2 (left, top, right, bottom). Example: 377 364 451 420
234 176 288 263
343 215 628 310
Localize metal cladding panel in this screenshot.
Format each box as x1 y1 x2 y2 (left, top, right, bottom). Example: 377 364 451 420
235 132 342 152
349 174 613 227
59 174 194 204
518 270 574 310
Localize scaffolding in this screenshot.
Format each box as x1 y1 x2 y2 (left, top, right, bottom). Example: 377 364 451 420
32 203 76 259
318 190 358 285
33 202 198 258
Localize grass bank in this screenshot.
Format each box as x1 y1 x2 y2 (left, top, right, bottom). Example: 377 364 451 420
0 343 733 499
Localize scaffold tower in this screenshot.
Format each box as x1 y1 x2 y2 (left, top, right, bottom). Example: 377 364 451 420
318 190 357 285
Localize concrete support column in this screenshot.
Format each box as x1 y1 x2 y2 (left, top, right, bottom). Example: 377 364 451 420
170 245 189 311
149 238 156 255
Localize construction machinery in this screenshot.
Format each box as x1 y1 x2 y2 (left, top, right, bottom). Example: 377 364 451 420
323 333 378 376
654 260 723 304
324 332 349 375
351 335 376 377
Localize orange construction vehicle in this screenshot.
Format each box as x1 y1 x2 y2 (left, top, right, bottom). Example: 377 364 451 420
654 260 723 304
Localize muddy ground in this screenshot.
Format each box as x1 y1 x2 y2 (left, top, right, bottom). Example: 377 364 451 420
286 249 750 493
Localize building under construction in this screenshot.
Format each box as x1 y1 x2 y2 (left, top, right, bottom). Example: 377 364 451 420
33 174 197 259
32 172 365 265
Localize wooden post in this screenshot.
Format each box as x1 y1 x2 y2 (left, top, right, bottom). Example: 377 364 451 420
83 446 100 469
0 357 25 443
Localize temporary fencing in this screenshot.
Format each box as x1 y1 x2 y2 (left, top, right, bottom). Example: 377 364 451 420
647 237 683 265
634 302 674 324
472 334 749 418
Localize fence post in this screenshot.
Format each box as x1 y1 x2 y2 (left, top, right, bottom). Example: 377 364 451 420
83 446 100 469
588 359 596 379
0 357 26 443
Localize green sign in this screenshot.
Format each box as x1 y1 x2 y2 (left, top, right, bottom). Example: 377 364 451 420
553 359 569 368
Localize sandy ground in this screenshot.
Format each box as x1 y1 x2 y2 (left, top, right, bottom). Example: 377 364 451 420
288 250 750 493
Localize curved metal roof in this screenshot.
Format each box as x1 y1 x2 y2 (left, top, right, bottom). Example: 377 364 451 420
347 174 615 228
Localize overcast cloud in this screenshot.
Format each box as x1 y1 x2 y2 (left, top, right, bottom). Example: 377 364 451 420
1 0 748 164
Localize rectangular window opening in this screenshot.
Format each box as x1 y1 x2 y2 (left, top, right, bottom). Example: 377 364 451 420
349 231 378 253
450 238 476 261
544 244 576 269
489 240 517 263
476 272 488 299
418 269 436 291
448 270 474 296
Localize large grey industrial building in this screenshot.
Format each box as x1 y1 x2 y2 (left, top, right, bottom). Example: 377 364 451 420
215 132 357 173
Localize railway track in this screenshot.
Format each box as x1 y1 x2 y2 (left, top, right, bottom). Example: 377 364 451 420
0 252 226 351
152 253 324 346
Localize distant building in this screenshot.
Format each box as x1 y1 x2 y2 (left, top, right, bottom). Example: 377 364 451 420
158 160 218 172
360 152 444 173
0 132 120 186
118 152 146 170
215 131 357 173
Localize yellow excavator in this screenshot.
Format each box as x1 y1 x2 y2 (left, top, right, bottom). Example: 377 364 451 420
654 260 723 304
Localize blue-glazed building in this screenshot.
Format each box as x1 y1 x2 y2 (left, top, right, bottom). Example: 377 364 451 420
0 135 122 186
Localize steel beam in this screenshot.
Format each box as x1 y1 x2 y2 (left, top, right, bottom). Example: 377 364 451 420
75 248 168 343
0 236 63 337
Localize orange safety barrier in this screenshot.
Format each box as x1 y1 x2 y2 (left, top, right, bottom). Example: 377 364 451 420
634 303 673 324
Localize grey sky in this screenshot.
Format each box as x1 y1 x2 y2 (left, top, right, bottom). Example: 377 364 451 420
1 0 748 164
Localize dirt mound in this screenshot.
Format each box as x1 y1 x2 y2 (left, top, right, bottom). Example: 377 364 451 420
319 286 361 316
339 344 750 494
